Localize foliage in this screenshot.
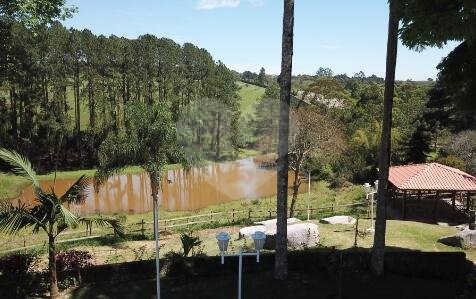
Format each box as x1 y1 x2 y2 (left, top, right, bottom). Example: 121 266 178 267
288 106 345 216
444 130 476 174
0 148 123 298
437 155 466 171
0 20 239 171
180 231 203 257
55 250 92 272
0 0 77 27
0 252 38 277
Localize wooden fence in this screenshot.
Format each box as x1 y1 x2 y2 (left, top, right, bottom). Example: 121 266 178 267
1 201 368 253
125 201 368 236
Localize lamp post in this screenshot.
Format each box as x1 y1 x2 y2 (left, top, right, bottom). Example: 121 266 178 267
216 231 266 299
363 180 378 233
307 170 311 221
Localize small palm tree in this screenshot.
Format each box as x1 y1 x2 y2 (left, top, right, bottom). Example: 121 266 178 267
94 100 203 299
0 149 124 299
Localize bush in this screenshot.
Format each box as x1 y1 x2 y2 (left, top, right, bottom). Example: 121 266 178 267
0 252 39 277
0 253 40 297
437 155 466 170
56 250 93 285
180 232 203 257
56 250 93 272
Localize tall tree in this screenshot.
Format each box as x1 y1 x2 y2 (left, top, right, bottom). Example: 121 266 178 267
275 0 294 281
288 107 343 217
258 67 266 86
0 0 76 28
371 0 399 276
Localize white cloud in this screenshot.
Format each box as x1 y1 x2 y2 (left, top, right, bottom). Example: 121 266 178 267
197 0 240 10
196 0 264 10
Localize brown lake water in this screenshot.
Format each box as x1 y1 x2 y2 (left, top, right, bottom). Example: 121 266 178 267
16 157 303 215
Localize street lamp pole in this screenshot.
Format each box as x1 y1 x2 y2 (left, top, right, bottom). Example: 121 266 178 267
307 170 311 221
363 180 378 233
216 231 266 299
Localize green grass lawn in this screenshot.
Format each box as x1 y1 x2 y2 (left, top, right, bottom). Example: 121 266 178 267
69 270 467 299
237 81 265 118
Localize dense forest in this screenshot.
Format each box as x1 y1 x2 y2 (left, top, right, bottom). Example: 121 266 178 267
0 18 240 171
250 67 475 186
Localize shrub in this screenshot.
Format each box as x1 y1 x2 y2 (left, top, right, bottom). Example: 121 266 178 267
56 250 93 272
0 253 40 297
437 155 466 170
180 231 202 257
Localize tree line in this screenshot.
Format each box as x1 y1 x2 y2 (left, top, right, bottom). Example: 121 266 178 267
0 19 241 171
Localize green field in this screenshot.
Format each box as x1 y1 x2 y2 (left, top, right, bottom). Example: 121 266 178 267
237 81 265 118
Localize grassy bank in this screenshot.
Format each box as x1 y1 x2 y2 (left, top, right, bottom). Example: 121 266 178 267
237 81 265 117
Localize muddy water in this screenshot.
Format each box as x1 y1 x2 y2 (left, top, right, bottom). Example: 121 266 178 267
16 157 304 215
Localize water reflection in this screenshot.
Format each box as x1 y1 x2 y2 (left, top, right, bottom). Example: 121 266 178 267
16 157 303 215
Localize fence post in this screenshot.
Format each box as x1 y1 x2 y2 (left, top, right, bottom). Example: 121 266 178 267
141 219 145 236
232 209 235 223
248 208 252 220
164 220 167 231
268 209 272 219
210 211 213 223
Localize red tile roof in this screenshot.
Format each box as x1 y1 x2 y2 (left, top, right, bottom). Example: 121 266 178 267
388 163 476 191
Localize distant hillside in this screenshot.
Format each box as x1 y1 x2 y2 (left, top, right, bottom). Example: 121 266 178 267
237 81 265 118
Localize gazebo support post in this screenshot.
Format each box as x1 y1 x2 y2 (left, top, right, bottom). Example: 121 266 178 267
467 193 471 212
417 190 421 201
451 192 456 210
434 191 439 221
402 190 407 219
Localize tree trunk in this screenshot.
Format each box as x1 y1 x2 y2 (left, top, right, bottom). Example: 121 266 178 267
88 80 95 129
275 0 294 281
371 2 399 276
9 86 18 145
150 178 161 299
289 166 301 218
48 235 59 299
216 110 221 159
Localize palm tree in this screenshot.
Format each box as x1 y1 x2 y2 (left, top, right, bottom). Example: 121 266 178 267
371 0 399 276
0 149 124 299
93 100 202 299
275 0 295 280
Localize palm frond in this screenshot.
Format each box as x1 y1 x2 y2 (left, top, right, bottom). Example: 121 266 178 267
79 216 125 237
60 175 90 205
35 188 57 221
0 203 45 234
59 205 79 228
0 148 39 188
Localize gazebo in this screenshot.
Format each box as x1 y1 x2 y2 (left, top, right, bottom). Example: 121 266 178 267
388 163 476 221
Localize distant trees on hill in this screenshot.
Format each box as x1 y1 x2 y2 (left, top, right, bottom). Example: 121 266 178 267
241 67 268 87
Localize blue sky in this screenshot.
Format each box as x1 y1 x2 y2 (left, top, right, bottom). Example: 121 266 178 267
63 0 458 80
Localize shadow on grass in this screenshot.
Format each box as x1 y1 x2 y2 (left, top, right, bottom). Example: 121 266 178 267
70 269 467 299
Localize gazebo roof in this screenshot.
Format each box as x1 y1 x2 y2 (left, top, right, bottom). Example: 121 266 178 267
388 163 476 192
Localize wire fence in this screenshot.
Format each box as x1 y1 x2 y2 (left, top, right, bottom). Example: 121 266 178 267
1 201 368 254
126 201 368 236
